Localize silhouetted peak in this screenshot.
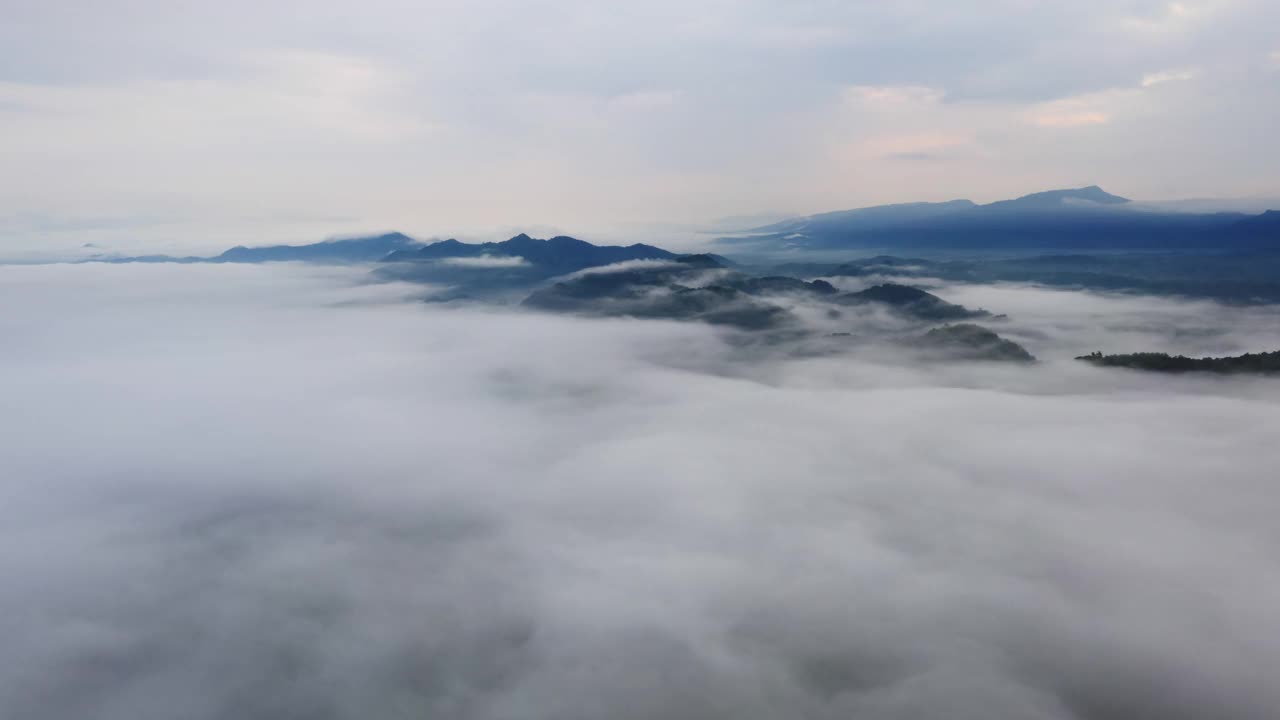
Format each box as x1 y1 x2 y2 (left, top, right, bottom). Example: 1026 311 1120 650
853 283 934 302
991 186 1130 209
214 232 422 263
917 323 1035 362
547 235 593 248
334 231 415 244
675 254 727 268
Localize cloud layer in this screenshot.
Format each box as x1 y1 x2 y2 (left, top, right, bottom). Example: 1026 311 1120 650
2 263 1278 719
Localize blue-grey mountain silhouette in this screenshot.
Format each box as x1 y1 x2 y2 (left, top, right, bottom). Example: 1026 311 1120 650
724 187 1278 251
381 233 676 271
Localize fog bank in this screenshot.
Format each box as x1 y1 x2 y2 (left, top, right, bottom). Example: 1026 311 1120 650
2 264 1278 720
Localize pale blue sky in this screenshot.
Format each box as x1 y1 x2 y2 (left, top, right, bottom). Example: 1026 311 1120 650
2 0 1278 256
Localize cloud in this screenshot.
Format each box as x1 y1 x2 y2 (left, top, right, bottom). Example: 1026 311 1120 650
1032 111 1111 128
1141 69 1199 87
843 85 945 107
439 255 530 268
1120 1 1203 34
559 258 681 278
2 263 1279 719
885 151 940 162
2 0 1278 248
607 90 681 111
861 131 974 157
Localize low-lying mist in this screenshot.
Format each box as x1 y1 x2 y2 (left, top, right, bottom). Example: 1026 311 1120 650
2 263 1278 720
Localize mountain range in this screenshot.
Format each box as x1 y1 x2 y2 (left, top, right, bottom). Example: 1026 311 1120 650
381 233 675 271
94 232 676 274
82 186 1280 271
63 198 1280 367
725 186 1279 251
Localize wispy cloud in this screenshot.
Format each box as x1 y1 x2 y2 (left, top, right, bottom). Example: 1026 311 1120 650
439 255 530 268
862 131 974 156
844 85 944 108
1032 111 1110 128
1142 69 1199 87
607 90 681 112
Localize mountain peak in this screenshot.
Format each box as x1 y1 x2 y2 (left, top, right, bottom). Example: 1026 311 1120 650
1071 185 1128 203
547 235 594 249
994 186 1130 208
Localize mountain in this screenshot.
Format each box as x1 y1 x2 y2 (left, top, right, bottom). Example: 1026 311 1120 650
91 231 683 298
833 283 991 321
723 276 839 296
912 324 1035 363
520 260 1035 364
1077 350 1280 375
723 187 1274 251
521 255 793 330
212 232 422 263
781 251 1280 304
382 233 676 272
371 233 683 295
754 199 978 237
1224 210 1280 241
98 232 424 265
520 256 998 336
981 185 1129 212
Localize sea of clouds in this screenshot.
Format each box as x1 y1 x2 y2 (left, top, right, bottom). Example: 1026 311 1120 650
2 263 1278 720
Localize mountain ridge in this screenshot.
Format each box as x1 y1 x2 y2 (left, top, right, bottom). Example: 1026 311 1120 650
90 231 678 271
382 233 676 270
727 186 1276 251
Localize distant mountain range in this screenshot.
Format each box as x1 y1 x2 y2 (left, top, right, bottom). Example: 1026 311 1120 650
725 186 1280 251
218 232 421 263
765 251 1280 304
79 186 1280 271
381 233 675 271
93 232 676 274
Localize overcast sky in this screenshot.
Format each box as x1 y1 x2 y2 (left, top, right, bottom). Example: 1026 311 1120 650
2 0 1279 254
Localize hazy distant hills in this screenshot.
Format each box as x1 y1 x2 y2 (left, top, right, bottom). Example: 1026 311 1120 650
770 252 1280 304
70 216 1280 367
382 233 675 271
97 232 676 275
82 186 1280 271
727 186 1280 251
371 233 680 292
216 232 421 263
1227 209 1280 237
981 185 1131 211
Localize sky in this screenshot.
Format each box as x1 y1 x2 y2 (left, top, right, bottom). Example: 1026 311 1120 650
2 0 1279 255
3 262 1280 719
